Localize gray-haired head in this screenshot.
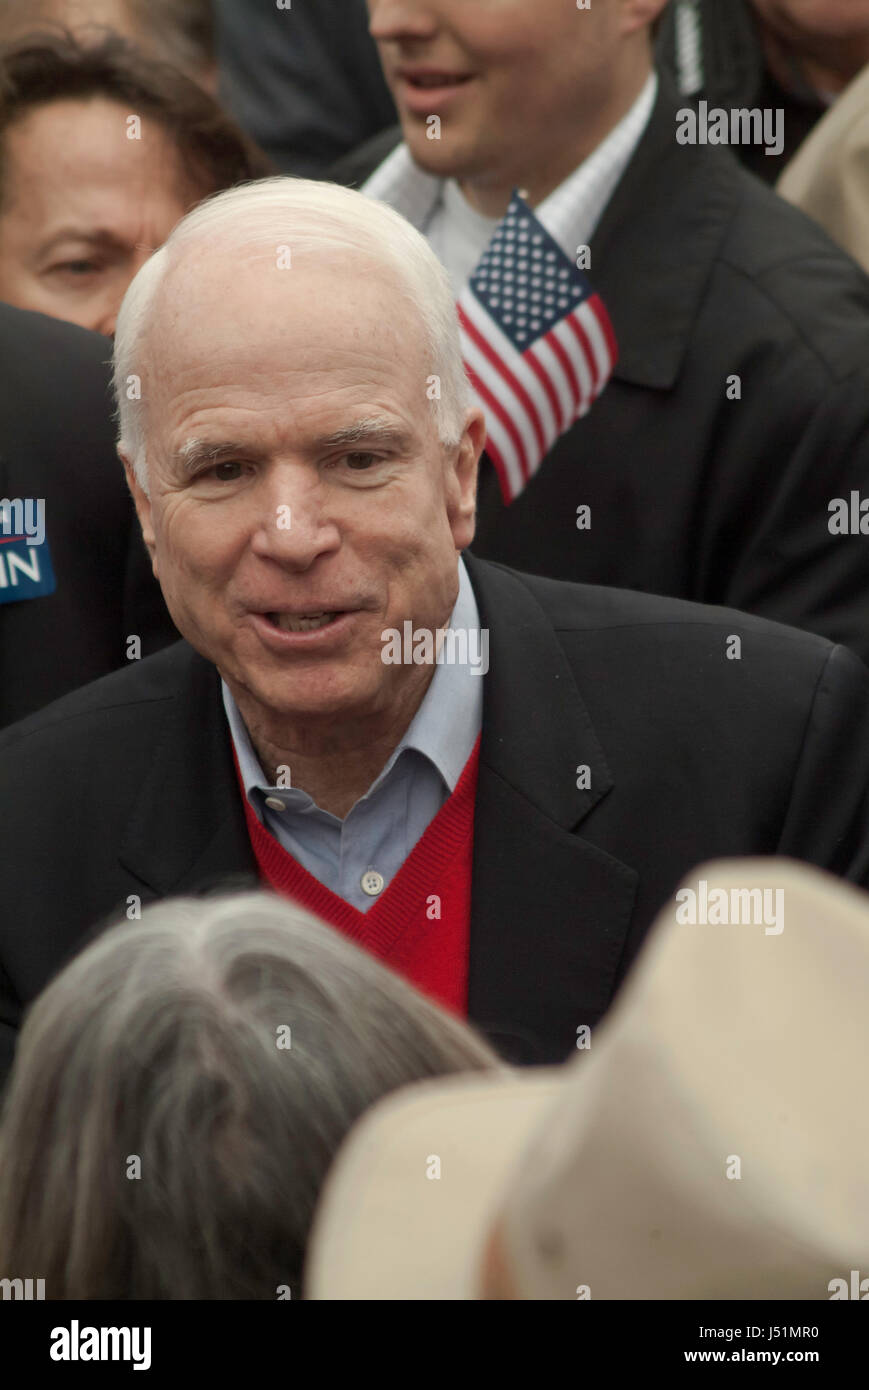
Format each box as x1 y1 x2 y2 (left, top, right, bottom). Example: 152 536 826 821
0 890 501 1299
113 176 471 493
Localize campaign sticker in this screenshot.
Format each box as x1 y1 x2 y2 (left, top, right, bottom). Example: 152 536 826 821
0 534 56 604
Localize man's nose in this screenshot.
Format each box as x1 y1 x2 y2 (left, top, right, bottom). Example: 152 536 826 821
368 0 439 42
249 471 341 569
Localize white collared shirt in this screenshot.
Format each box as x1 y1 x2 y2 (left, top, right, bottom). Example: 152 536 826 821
363 73 658 293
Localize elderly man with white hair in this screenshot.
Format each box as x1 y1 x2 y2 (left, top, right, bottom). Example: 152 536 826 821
1 176 869 1080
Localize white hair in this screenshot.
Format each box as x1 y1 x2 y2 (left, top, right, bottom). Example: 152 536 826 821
113 177 471 491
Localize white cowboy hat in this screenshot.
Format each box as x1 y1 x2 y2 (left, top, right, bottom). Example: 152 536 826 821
305 859 869 1299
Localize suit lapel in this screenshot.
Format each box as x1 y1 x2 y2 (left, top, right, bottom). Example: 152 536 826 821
116 582 638 1065
464 556 638 1063
118 647 257 897
589 71 735 391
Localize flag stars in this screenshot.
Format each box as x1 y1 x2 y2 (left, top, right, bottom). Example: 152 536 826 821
457 194 612 502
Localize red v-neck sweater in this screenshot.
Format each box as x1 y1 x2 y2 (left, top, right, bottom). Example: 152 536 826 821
233 735 481 1017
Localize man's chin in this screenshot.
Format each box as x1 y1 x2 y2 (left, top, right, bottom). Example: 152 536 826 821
401 123 477 180
241 674 380 725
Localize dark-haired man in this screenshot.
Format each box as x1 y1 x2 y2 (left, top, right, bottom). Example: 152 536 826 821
657 0 869 182
0 30 268 334
334 0 869 664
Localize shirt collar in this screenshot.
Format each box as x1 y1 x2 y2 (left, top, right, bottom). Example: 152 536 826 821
362 72 658 259
533 71 658 252
222 555 483 810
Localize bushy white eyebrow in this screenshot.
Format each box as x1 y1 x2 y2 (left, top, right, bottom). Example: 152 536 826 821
316 418 413 451
174 439 252 477
174 420 412 476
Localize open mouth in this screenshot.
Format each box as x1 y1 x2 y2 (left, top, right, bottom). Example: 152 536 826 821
400 71 474 90
265 611 340 633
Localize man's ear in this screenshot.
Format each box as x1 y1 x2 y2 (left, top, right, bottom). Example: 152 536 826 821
447 406 487 552
119 447 158 576
620 0 669 39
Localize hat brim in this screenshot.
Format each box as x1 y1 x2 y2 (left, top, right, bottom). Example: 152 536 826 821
305 1068 563 1300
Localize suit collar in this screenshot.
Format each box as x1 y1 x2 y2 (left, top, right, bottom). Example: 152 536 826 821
119 644 257 896
118 562 616 866
116 582 634 1064
463 552 612 830
462 556 636 1063
120 562 616 889
590 69 738 390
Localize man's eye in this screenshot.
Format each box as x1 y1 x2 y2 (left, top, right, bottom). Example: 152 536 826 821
343 452 380 470
210 460 244 481
192 460 245 482
51 261 100 277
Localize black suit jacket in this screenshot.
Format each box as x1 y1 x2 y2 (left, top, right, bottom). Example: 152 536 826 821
654 0 824 183
0 303 177 727
332 75 869 663
2 555 869 1079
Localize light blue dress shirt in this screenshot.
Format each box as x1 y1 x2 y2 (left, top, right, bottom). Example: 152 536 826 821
223 557 484 912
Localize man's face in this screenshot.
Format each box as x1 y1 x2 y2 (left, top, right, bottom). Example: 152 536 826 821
0 97 197 335
124 252 482 730
368 0 645 193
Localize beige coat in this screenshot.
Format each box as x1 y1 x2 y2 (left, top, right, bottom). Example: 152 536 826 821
778 63 869 274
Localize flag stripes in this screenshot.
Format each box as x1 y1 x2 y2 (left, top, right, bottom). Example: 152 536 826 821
456 191 617 503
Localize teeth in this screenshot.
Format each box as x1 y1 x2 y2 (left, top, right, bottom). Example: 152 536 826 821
272 612 336 632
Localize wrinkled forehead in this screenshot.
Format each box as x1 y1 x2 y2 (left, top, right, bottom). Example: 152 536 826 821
138 242 434 428
152 242 420 359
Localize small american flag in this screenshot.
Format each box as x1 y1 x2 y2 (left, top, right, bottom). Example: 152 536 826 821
457 192 617 504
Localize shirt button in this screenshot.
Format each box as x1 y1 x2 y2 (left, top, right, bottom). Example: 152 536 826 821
264 796 286 812
361 869 385 897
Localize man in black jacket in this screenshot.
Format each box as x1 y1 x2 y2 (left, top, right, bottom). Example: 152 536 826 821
1 178 869 1083
0 302 176 727
656 0 869 183
334 0 869 664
